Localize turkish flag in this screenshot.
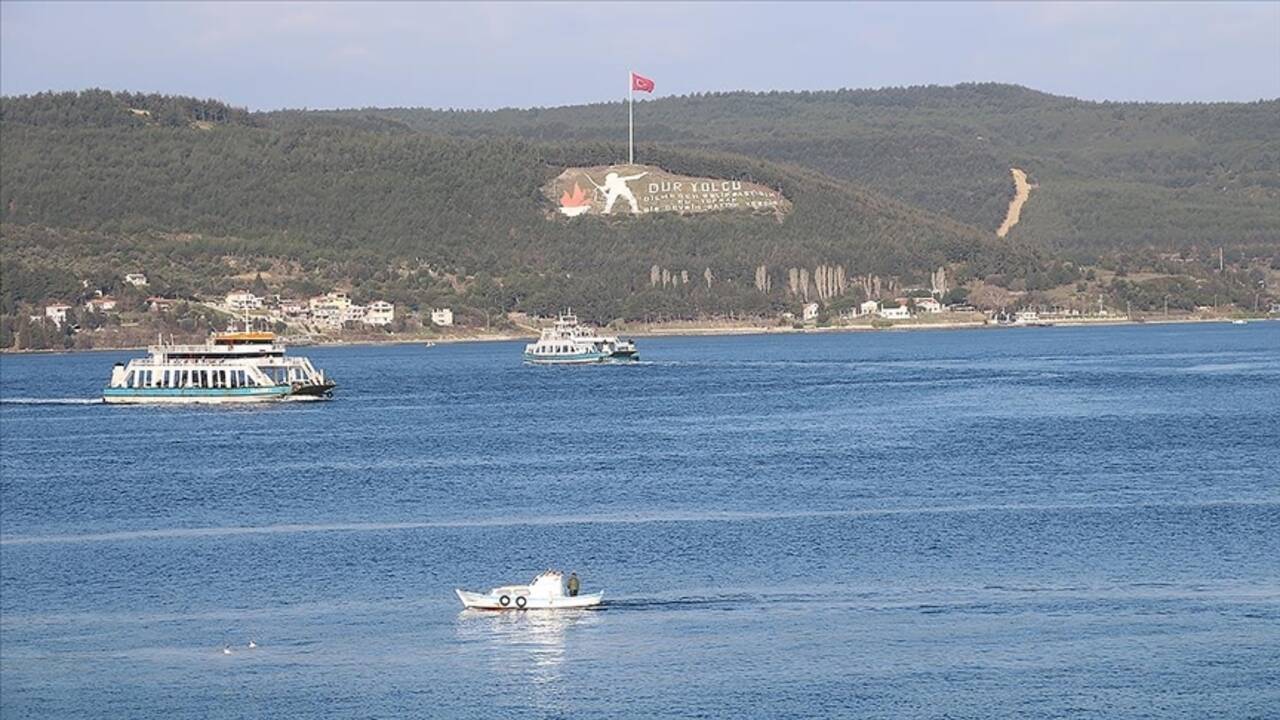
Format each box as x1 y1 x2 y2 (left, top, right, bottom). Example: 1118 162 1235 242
631 72 655 93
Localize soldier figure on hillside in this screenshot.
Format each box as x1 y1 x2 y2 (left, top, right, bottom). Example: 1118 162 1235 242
585 170 648 214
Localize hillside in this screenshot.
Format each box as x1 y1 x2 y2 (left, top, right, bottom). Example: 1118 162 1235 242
284 83 1280 253
1 90 1043 335
3 88 1276 351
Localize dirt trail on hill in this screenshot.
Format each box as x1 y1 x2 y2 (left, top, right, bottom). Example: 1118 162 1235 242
996 168 1033 238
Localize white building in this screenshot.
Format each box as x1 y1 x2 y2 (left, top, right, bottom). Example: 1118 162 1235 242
124 273 148 287
365 300 395 326
148 297 177 313
309 292 353 327
225 290 263 311
878 305 911 320
341 305 367 324
45 304 73 325
915 297 943 313
310 292 352 311
859 300 880 317
84 297 118 313
430 308 454 327
802 302 820 322
279 299 308 317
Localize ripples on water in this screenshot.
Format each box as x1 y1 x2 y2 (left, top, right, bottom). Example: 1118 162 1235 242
2 324 1278 718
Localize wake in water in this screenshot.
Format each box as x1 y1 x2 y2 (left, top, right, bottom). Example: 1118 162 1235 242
6 499 1275 546
0 397 102 406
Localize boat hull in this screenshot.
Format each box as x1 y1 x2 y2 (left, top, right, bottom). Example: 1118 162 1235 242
523 351 638 365
101 385 324 404
455 589 604 610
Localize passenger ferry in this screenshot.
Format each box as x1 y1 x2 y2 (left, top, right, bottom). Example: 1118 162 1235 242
523 312 638 365
103 328 335 404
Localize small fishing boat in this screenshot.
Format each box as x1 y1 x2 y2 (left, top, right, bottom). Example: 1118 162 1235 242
455 571 603 610
523 312 638 364
103 326 335 404
1231 319 1247 325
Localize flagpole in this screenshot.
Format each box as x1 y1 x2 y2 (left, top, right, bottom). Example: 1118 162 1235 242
628 70 634 165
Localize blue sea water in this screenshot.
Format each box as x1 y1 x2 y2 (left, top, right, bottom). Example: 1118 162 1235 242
1 323 1278 719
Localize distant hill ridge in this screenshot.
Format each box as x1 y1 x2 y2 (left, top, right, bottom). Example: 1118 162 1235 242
3 88 1057 326
271 82 1278 251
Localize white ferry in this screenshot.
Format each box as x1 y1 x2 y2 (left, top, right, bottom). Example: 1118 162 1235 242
103 329 335 404
1012 310 1053 327
523 312 638 364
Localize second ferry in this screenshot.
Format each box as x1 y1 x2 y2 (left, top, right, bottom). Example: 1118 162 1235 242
103 327 335 404
523 312 639 365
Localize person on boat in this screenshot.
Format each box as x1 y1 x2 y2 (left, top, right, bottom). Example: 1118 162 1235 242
567 572 580 597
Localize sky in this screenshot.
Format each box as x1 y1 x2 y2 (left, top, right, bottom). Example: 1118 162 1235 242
2 1 1277 110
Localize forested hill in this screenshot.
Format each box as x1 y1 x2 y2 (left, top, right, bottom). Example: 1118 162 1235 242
2 90 1041 325
0 88 255 128
278 83 1280 253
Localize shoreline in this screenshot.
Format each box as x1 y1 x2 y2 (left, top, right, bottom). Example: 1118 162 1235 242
1 315 1269 356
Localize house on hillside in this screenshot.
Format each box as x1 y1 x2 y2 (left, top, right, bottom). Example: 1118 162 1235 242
147 297 177 313
84 297 118 313
309 292 353 327
802 302 820 322
915 297 943 313
124 273 148 287
859 300 880 317
879 305 911 320
365 301 395 326
430 308 454 327
341 305 367 324
45 304 73 326
225 290 263 311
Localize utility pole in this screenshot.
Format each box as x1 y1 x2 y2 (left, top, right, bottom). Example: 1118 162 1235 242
1219 247 1224 273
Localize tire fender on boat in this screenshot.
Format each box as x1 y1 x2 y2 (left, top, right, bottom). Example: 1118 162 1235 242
515 596 527 609
499 595 511 607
